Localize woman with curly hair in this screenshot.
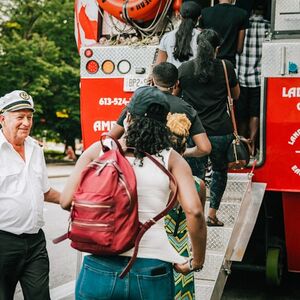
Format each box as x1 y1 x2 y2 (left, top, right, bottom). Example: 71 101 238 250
60 86 206 300
156 1 202 67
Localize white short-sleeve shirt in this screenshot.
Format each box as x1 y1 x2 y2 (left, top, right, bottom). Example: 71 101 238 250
159 28 200 68
0 130 50 234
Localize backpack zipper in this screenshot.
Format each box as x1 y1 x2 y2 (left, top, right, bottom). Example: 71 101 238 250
73 221 110 227
119 176 133 211
75 202 111 209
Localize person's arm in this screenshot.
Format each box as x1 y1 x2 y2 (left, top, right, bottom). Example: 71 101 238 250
107 108 127 138
44 188 61 204
169 150 206 274
198 15 204 29
237 8 250 55
108 123 125 139
183 109 211 157
60 142 101 210
184 133 211 157
155 49 168 65
226 60 240 100
236 29 246 54
231 83 240 100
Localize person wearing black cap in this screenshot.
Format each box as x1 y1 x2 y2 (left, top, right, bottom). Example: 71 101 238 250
0 90 61 300
60 86 207 299
113 62 211 159
156 1 202 67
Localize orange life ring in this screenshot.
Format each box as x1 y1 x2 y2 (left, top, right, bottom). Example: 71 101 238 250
172 0 182 13
97 0 168 23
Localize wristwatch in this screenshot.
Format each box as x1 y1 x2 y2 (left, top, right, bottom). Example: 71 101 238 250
188 257 203 272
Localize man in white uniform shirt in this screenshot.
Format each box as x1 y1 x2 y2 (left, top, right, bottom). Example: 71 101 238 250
0 90 60 300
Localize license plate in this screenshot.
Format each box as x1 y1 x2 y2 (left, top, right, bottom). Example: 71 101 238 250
124 75 148 92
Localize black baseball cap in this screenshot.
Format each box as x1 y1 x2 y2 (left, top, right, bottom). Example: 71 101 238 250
128 86 170 118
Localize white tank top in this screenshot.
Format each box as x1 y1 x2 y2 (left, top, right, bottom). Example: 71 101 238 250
121 148 186 264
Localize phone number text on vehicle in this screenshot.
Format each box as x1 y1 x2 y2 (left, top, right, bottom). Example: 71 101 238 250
99 98 130 106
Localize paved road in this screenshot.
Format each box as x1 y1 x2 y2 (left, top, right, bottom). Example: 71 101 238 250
13 164 300 300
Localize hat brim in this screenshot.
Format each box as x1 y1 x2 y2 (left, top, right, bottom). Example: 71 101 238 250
7 104 35 112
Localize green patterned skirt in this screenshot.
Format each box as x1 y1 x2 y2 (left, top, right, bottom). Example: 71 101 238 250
165 179 201 300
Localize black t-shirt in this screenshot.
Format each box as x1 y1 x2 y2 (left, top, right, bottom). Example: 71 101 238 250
199 4 249 65
117 90 205 137
178 59 237 136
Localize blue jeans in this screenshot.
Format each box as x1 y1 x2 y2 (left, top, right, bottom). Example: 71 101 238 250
75 255 175 300
186 134 233 210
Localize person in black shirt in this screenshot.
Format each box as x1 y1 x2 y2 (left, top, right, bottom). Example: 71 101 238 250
199 0 249 66
110 63 211 159
178 29 240 226
151 62 211 158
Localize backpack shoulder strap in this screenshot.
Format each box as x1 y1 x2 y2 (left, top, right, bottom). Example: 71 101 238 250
100 133 124 154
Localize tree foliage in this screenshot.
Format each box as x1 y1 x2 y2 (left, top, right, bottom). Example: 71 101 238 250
0 0 80 146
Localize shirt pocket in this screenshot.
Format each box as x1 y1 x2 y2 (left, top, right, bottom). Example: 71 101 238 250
31 163 44 186
0 167 22 194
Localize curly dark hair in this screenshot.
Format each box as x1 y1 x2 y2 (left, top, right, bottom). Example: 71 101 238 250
169 133 187 155
194 29 221 83
124 104 171 163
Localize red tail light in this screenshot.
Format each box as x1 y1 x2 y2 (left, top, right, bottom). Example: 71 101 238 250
84 49 93 58
86 60 99 74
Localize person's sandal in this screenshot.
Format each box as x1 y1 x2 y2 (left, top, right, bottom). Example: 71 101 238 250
206 216 224 227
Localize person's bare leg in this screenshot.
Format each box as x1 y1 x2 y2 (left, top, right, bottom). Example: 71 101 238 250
208 207 217 219
199 179 206 209
207 207 223 226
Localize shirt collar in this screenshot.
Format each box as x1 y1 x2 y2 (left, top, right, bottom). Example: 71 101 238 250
0 129 34 149
0 130 7 149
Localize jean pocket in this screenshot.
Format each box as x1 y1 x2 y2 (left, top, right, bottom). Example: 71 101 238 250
77 264 117 300
137 271 174 300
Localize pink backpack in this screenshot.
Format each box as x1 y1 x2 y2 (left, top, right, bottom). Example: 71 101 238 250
54 134 178 278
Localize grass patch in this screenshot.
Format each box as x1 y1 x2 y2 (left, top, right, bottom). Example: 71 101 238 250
44 149 65 163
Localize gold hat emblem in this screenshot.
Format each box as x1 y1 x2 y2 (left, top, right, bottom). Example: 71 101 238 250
19 91 30 100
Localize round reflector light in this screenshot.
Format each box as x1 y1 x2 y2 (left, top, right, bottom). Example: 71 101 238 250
102 60 115 74
117 60 131 74
84 48 93 58
86 60 99 74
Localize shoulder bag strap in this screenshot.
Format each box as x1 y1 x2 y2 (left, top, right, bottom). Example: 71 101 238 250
221 60 238 138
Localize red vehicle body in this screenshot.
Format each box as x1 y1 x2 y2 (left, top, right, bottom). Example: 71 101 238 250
75 0 300 282
256 77 300 271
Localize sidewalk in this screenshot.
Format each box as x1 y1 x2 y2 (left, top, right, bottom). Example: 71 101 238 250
47 162 75 178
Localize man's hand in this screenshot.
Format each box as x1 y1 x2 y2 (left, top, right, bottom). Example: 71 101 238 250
44 188 60 204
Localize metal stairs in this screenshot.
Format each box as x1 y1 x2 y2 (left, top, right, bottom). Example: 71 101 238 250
195 173 266 300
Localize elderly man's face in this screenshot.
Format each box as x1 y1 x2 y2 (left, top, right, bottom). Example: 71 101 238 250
1 110 33 143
